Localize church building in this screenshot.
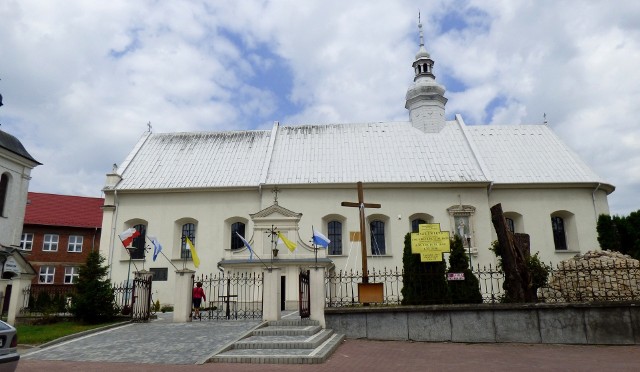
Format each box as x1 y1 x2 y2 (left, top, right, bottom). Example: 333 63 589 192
99 22 613 308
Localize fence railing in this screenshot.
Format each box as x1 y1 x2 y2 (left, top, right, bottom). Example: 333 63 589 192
194 272 263 320
325 262 640 307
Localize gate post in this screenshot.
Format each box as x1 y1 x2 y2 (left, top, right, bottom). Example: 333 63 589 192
7 273 35 325
309 266 326 328
262 267 281 322
173 269 195 323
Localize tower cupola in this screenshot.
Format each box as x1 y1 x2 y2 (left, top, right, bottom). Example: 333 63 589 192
405 19 447 133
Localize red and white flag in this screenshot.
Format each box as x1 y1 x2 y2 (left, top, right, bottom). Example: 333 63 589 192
119 227 140 247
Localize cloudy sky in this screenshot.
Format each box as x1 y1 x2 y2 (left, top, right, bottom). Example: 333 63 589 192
1 1 638 215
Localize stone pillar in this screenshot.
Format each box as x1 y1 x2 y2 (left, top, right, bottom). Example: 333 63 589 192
262 267 281 322
7 273 35 325
309 266 326 328
173 269 195 323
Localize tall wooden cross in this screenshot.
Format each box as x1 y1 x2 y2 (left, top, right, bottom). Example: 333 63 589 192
341 182 381 283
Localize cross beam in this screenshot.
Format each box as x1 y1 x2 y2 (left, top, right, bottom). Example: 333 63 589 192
341 182 381 283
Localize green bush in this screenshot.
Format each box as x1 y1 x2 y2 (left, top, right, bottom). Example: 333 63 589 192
447 235 483 304
401 233 450 305
70 251 118 323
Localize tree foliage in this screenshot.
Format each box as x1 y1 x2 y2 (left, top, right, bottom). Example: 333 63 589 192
447 235 483 304
597 212 640 259
401 233 450 305
71 251 118 323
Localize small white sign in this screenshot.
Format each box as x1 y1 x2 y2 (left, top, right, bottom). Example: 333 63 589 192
447 273 465 281
4 257 21 274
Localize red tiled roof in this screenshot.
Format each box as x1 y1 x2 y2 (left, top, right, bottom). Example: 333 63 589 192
24 192 104 228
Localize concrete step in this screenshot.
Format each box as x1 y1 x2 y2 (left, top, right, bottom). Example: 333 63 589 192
209 332 345 364
252 324 323 337
234 329 335 349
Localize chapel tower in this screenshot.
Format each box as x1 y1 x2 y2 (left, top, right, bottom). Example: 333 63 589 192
405 19 448 133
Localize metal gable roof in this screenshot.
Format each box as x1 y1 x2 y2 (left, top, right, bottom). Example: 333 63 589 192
113 120 606 191
466 125 604 184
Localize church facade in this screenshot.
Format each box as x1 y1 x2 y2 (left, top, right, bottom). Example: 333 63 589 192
99 23 613 307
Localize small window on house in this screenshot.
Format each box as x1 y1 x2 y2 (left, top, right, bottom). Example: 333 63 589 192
231 222 246 250
43 234 59 251
551 216 567 250
68 235 83 252
64 267 79 284
181 223 195 259
150 268 168 281
411 219 426 233
328 221 342 255
0 173 8 217
370 220 386 255
20 233 34 250
131 224 147 259
39 266 55 284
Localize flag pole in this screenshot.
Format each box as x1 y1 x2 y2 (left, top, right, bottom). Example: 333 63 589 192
144 235 179 271
312 226 318 265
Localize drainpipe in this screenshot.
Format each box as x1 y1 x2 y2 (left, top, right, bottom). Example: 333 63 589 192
108 189 119 279
592 183 602 221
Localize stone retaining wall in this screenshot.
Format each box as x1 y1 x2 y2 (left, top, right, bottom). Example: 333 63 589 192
325 302 640 345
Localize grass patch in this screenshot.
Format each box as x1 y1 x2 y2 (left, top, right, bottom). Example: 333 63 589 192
17 320 122 345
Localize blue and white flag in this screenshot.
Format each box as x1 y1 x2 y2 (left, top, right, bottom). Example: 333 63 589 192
236 232 254 260
312 228 331 248
149 236 163 262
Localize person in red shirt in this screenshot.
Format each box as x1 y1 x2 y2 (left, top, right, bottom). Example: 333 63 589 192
192 281 206 320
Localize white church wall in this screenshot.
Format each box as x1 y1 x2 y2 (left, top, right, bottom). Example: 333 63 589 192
0 153 33 248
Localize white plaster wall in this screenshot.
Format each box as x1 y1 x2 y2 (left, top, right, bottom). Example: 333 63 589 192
0 151 33 248
100 183 611 306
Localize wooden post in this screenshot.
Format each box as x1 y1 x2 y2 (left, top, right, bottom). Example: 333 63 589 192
341 182 381 283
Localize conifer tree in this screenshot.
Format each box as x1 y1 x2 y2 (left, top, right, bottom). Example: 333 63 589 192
401 232 450 305
71 251 118 323
447 235 483 304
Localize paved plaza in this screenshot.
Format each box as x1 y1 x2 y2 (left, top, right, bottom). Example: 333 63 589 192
17 313 640 371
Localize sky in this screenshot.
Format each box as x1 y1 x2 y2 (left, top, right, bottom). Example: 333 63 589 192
0 0 638 216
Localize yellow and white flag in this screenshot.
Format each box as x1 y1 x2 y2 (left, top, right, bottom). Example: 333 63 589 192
186 236 200 268
277 231 297 252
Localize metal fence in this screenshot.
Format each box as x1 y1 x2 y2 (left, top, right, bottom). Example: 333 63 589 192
193 272 263 320
325 262 640 307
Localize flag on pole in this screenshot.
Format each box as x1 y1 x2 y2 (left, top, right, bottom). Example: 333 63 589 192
277 231 297 252
312 228 331 248
149 236 163 262
185 236 200 268
119 227 140 247
236 232 254 260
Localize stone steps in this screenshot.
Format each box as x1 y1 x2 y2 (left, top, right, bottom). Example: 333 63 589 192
209 319 345 364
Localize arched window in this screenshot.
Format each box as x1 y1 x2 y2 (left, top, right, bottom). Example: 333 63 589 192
328 221 342 255
181 223 196 259
131 224 147 259
0 173 9 217
506 218 515 233
411 218 426 233
370 220 386 255
551 216 567 250
231 222 245 250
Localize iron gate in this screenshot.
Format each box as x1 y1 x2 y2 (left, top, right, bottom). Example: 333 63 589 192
299 270 310 318
131 276 153 322
192 272 263 320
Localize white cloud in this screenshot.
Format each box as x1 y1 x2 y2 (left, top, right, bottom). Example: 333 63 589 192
0 0 638 216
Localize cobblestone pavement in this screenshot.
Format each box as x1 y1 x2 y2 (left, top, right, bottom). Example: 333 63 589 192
20 313 261 365
16 312 640 371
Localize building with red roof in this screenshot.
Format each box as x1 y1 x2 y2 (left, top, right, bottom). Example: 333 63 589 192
20 192 104 285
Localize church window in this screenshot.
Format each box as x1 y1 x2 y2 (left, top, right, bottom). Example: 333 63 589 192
370 220 386 255
181 223 196 259
328 221 342 255
131 224 147 259
506 218 515 233
411 219 426 233
231 222 245 250
551 216 567 251
0 173 8 217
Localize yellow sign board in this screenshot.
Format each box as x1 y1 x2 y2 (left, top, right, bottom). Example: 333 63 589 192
410 223 450 262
